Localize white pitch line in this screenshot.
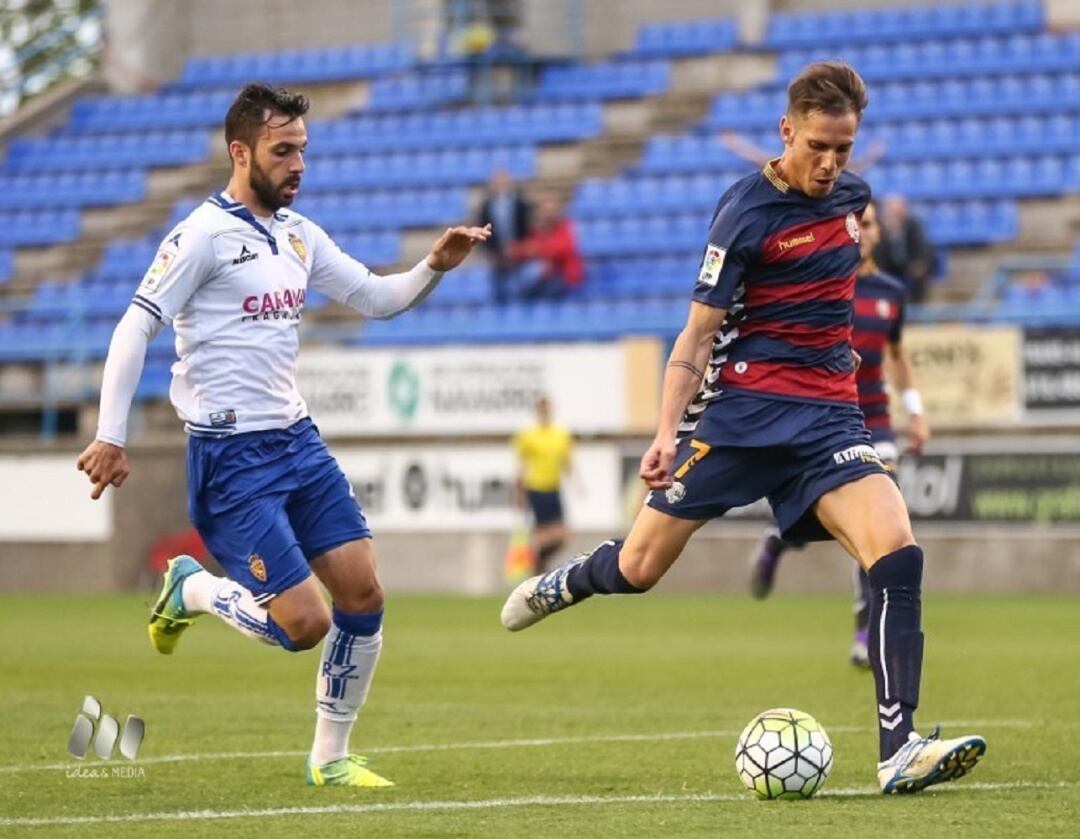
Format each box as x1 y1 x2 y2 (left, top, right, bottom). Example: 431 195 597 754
1 781 1076 828
0 718 1037 775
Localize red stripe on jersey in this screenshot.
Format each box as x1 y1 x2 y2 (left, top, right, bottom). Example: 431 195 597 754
853 297 899 320
761 213 861 264
719 361 858 402
740 320 852 349
746 273 856 307
865 413 892 428
856 363 884 385
853 332 887 354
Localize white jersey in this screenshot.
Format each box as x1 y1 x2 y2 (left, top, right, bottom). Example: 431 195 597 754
131 191 432 438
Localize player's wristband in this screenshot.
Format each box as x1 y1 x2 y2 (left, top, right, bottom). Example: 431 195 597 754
901 388 924 416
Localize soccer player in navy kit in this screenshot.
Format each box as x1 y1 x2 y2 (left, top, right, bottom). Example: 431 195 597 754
502 62 985 794
76 84 490 787
750 200 930 669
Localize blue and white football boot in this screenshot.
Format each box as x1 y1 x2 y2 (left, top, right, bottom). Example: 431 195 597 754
877 726 987 794
500 554 586 631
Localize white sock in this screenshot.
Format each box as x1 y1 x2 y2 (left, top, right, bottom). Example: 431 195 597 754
182 570 279 646
310 628 382 766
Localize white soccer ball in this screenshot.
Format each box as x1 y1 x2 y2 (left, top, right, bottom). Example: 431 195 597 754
734 707 833 800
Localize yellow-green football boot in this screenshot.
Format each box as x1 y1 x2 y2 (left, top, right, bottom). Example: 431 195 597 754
148 555 204 654
306 755 394 788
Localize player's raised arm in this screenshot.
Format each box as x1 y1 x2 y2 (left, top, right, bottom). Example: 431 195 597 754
309 223 491 319
640 301 728 490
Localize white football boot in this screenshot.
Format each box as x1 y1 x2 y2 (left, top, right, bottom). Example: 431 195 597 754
500 555 586 631
877 726 987 794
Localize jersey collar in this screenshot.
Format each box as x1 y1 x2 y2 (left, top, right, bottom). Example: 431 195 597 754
209 191 279 255
762 158 791 194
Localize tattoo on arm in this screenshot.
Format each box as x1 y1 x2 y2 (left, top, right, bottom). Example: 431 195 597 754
668 360 704 379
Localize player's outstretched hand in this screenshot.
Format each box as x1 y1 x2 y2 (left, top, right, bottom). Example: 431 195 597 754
426 224 492 272
640 437 678 490
76 440 130 500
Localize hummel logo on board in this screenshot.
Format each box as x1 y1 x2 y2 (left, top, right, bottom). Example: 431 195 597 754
232 245 258 265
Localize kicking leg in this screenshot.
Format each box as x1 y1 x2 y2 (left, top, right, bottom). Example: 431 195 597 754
815 473 985 793
501 505 705 630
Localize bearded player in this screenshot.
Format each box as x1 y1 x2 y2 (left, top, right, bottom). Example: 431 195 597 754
77 83 491 788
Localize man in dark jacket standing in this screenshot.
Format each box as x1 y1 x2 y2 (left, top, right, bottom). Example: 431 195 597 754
477 169 532 303
874 193 935 304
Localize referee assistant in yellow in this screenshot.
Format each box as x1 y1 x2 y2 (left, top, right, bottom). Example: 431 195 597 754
513 395 575 572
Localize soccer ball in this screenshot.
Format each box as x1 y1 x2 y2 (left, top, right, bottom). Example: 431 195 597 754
734 708 833 800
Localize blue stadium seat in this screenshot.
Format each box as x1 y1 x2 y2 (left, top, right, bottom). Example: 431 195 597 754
632 19 738 57
0 210 80 247
767 1 1043 49
535 60 670 101
172 42 413 89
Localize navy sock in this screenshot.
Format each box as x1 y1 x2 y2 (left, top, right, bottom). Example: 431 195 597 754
868 545 924 761
564 540 644 600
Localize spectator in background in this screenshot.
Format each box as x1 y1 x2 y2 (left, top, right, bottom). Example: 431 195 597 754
874 193 935 304
477 168 532 303
510 193 585 300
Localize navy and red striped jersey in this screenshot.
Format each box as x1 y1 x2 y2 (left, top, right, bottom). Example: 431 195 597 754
690 160 870 409
852 270 907 438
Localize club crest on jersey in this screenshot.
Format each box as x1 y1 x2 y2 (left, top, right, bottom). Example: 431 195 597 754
665 481 686 504
846 212 860 243
248 554 267 583
877 299 891 318
288 233 307 263
698 245 725 287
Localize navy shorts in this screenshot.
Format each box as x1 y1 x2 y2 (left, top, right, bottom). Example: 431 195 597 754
526 490 564 526
648 393 887 542
187 418 370 603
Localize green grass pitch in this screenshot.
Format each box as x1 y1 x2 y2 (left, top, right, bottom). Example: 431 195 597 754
1 592 1077 837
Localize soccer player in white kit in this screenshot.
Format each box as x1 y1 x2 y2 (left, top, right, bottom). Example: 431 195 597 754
76 83 491 787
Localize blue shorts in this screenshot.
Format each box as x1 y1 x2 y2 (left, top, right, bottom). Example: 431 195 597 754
187 418 370 603
648 393 887 542
526 490 564 526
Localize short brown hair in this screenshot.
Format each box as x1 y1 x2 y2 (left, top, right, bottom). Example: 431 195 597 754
224 82 309 152
787 61 868 120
